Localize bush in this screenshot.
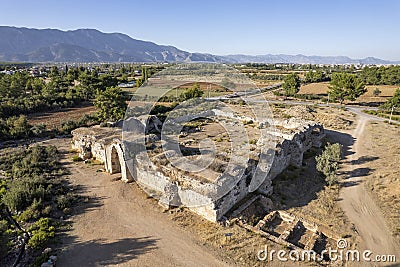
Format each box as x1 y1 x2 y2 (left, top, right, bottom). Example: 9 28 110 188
60 120 78 135
28 218 55 249
18 198 42 222
31 252 51 267
31 123 46 136
316 143 343 185
57 195 70 210
2 178 49 211
5 115 32 139
72 155 83 162
0 220 9 258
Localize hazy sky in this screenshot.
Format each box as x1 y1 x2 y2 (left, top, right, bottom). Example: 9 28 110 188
1 0 399 60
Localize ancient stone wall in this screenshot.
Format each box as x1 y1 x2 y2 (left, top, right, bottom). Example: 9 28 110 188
71 116 325 222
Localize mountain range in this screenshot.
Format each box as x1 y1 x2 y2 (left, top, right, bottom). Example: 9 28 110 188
0 26 397 64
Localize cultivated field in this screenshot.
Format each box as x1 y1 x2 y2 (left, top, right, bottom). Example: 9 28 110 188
27 104 97 129
298 82 330 95
356 85 399 104
298 82 398 105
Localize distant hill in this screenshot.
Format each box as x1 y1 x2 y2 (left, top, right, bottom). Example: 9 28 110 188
0 26 397 64
0 26 224 63
223 54 397 65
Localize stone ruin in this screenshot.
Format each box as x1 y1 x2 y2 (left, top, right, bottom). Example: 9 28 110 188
71 111 325 222
228 195 342 264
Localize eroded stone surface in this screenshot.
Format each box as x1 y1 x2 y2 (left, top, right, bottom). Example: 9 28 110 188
71 115 325 221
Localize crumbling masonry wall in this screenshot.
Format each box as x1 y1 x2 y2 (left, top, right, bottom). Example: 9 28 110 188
71 116 325 222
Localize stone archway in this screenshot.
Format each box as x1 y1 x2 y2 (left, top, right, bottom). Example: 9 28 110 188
106 142 133 182
110 146 121 173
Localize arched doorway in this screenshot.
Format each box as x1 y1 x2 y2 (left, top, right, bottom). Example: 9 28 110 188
110 146 121 173
106 143 134 182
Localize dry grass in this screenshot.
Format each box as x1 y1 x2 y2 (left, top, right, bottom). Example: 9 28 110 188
355 85 398 104
364 85 398 97
298 82 398 105
168 209 309 266
298 82 330 95
363 121 400 241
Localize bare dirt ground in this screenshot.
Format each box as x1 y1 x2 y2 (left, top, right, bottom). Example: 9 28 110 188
39 139 231 267
337 113 400 266
363 122 400 242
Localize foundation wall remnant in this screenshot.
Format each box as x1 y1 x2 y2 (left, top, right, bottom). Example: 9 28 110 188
71 115 325 222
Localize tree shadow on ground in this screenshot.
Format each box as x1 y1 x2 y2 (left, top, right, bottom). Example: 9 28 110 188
341 167 375 179
57 237 158 266
349 156 379 165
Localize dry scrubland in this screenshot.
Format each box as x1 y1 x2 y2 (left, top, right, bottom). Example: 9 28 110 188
362 121 400 242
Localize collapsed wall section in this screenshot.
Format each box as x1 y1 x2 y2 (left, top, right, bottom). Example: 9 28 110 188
71 116 325 222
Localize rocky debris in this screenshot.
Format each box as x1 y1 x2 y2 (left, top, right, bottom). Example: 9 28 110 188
283 105 315 120
314 113 353 130
280 105 354 130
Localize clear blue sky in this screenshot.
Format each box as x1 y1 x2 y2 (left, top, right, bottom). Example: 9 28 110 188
1 0 399 60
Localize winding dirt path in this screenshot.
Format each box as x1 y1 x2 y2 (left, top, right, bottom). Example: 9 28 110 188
338 113 400 266
40 139 230 267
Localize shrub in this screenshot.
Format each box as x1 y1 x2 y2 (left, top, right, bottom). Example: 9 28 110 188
249 139 257 145
18 198 42 222
28 218 55 249
72 155 83 162
31 123 47 136
56 195 69 210
31 252 51 267
2 178 49 211
373 88 382 96
6 115 31 139
0 220 9 258
316 143 343 185
60 120 78 135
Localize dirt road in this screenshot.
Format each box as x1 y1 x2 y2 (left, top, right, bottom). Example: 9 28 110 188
338 113 400 266
41 139 230 267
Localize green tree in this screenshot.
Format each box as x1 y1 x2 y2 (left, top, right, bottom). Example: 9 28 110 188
328 73 366 104
282 73 300 96
381 88 400 111
94 86 127 122
304 69 325 83
6 115 31 139
316 143 343 186
180 83 204 100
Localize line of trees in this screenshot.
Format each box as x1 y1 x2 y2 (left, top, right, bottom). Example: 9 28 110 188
0 67 119 119
359 66 400 85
